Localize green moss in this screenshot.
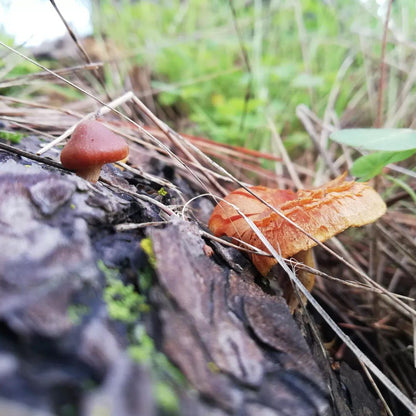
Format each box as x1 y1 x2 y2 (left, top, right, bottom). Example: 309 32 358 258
138 267 153 292
128 331 155 365
128 325 185 414
0 130 23 144
98 260 118 280
155 381 180 413
98 260 148 324
97 261 184 413
67 304 90 325
104 280 146 323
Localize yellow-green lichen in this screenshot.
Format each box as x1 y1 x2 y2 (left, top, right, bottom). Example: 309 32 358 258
67 304 90 325
140 237 156 269
158 187 168 197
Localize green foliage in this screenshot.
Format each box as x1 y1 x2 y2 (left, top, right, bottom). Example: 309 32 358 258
331 128 416 180
104 279 148 323
138 267 153 292
350 150 416 181
330 128 416 151
128 330 155 364
93 0 368 151
387 175 416 205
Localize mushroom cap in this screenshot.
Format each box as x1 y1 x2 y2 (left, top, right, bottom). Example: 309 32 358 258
60 120 129 170
208 174 386 276
209 185 296 246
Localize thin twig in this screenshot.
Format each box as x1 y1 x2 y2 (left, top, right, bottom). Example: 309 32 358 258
0 141 68 171
114 221 167 231
0 95 84 118
101 180 177 217
0 119 56 140
131 95 229 196
360 361 394 416
116 161 179 190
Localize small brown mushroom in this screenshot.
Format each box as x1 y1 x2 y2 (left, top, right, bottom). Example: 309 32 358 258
60 120 129 183
209 174 386 283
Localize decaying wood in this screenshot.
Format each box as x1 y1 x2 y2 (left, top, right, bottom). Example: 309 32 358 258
0 139 381 415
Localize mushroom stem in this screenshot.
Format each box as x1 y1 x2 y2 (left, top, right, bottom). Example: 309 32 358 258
76 165 102 183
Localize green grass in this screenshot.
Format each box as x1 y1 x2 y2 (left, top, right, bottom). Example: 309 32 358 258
2 0 416 162
3 0 416 161
92 0 384 152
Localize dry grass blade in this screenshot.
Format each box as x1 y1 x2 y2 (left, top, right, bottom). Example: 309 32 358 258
268 117 303 190
131 95 228 195
0 117 57 140
48 0 110 99
296 104 340 178
0 95 84 119
37 91 135 154
227 0 252 133
0 63 102 88
375 0 393 128
116 161 179 191
360 361 394 416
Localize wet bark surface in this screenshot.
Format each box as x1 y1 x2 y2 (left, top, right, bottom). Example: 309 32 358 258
0 138 380 415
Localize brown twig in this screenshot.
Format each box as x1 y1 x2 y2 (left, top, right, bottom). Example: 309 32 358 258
0 141 67 171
